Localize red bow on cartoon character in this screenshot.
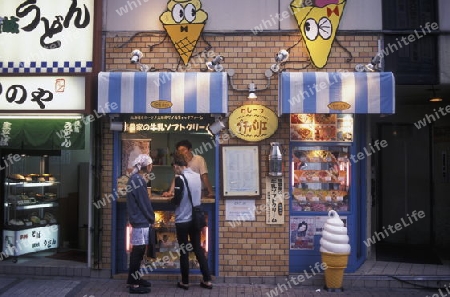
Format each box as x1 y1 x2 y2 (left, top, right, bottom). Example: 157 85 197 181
327 6 340 17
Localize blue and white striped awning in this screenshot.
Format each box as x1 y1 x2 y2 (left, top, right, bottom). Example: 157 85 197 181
98 72 228 114
278 72 395 115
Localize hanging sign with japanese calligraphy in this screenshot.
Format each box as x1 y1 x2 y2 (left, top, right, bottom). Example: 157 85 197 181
0 76 85 111
0 118 85 150
228 105 278 142
123 114 214 134
0 0 94 73
265 176 284 225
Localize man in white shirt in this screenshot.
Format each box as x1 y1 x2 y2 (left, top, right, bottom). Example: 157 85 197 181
163 139 215 198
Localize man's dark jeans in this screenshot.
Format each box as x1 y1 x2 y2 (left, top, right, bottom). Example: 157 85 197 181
127 244 146 285
175 220 211 284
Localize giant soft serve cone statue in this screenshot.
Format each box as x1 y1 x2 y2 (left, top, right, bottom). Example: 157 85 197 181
320 210 351 291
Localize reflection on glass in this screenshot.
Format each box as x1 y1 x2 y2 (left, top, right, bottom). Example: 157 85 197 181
291 146 350 212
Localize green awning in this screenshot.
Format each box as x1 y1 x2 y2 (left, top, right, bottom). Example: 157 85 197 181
0 119 85 150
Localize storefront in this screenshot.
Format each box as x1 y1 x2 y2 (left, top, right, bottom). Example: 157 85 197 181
0 0 99 267
0 77 93 264
97 71 228 275
278 71 395 272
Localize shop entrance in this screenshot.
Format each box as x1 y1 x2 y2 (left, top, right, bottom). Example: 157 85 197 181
376 123 436 263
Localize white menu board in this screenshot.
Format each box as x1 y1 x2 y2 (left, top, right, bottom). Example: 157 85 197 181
222 146 260 197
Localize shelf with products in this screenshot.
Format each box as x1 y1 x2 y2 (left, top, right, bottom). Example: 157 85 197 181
2 153 61 261
135 210 209 270
291 146 350 212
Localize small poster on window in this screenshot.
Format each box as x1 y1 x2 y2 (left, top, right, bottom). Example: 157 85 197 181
290 216 315 250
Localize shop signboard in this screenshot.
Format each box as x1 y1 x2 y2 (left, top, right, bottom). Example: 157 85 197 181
123 114 214 134
0 0 94 73
0 76 85 111
265 176 284 225
3 225 59 256
228 104 278 142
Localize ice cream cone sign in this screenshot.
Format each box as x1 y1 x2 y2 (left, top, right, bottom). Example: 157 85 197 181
160 0 208 65
290 0 346 68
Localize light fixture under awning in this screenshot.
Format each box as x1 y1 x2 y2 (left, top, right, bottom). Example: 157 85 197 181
278 72 395 115
97 72 228 114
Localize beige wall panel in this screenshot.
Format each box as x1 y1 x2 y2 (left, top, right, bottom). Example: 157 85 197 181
104 0 382 32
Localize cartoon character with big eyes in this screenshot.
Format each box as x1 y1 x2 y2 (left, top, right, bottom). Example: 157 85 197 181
290 0 346 68
160 0 208 65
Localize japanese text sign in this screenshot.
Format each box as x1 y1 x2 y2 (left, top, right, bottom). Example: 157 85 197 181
0 0 94 73
228 104 278 142
123 114 213 134
266 176 284 225
0 76 85 110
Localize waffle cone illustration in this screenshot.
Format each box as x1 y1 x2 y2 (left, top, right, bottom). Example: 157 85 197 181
163 23 205 65
291 0 346 68
160 0 208 65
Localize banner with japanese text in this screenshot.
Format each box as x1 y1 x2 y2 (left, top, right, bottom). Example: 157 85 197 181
0 0 94 73
0 119 85 150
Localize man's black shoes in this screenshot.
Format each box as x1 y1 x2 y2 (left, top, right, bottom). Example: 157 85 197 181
138 279 151 287
129 285 150 294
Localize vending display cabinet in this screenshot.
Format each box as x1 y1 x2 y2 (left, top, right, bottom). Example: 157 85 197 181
2 154 60 262
291 146 350 213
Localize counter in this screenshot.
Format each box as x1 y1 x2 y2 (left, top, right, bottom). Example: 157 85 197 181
116 195 215 204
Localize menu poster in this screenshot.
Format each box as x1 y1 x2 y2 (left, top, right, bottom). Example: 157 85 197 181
290 114 354 142
222 146 260 197
290 216 315 250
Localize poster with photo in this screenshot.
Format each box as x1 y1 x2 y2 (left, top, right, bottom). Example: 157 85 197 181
290 114 353 142
290 216 315 250
121 139 151 176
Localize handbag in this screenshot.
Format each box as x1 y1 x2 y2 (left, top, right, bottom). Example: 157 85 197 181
181 174 207 230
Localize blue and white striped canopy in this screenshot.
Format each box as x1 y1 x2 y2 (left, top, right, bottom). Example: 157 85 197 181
278 72 395 115
98 72 228 114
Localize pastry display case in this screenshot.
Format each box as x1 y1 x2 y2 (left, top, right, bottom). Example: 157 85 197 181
128 210 209 270
2 154 60 262
291 146 350 212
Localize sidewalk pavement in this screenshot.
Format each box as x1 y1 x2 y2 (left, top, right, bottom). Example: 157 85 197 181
0 275 445 297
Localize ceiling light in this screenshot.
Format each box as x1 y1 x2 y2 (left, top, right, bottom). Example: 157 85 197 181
429 97 443 102
429 85 443 102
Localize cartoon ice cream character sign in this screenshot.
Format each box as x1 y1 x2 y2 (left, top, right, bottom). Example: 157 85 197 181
290 0 346 68
160 0 208 65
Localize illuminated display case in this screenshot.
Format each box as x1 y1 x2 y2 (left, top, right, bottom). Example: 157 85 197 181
290 146 350 212
2 154 60 262
126 210 209 270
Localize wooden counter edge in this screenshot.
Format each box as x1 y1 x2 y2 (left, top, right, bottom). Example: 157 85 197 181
116 196 215 204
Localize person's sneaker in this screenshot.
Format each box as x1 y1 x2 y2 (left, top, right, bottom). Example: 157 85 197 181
138 279 151 287
129 285 150 294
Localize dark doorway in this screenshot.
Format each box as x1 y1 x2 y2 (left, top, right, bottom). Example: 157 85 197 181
376 123 436 263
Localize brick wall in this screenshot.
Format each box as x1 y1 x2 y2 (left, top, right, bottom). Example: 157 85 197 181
101 32 381 276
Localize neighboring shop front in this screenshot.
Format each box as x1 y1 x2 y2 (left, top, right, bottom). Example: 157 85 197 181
278 72 395 272
0 0 100 268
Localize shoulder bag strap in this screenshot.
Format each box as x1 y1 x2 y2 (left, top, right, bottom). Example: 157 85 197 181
180 174 194 207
